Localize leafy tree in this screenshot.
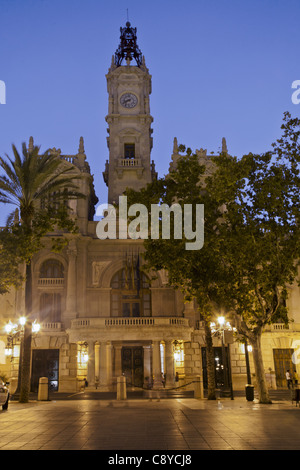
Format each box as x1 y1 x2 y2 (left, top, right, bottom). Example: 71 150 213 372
126 149 220 399
126 112 300 404
0 143 85 402
206 113 300 403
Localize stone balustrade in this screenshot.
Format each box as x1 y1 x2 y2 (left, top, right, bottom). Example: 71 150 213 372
38 278 65 286
71 316 189 328
68 316 192 342
118 158 141 167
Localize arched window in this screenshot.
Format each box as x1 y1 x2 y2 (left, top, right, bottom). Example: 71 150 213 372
40 259 64 279
111 267 151 318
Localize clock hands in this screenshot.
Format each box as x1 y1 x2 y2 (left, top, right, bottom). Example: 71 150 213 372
120 93 137 108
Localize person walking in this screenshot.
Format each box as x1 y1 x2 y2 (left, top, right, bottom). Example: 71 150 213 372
293 370 299 387
286 370 293 389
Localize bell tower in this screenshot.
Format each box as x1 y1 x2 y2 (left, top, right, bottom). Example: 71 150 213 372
103 22 157 204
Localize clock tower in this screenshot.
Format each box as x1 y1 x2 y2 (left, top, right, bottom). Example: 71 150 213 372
103 22 157 204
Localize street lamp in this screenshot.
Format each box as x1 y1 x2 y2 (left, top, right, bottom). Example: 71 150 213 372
210 316 235 400
243 340 255 401
244 340 252 385
4 317 40 394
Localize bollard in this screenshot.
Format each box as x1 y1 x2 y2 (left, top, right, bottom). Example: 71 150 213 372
38 377 49 401
194 375 204 399
117 376 127 400
245 384 254 402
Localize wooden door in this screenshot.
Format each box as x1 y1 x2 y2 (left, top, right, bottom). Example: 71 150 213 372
273 349 294 388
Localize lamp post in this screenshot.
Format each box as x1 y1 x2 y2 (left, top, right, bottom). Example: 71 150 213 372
210 316 235 400
4 317 40 396
244 340 254 401
244 340 252 384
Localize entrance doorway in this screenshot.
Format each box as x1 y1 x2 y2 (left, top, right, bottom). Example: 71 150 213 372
121 346 144 388
273 349 294 388
31 349 59 392
202 347 230 389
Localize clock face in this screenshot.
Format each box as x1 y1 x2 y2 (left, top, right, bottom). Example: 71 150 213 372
120 93 138 108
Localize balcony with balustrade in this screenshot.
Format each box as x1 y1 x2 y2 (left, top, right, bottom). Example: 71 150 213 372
67 316 192 343
38 278 65 287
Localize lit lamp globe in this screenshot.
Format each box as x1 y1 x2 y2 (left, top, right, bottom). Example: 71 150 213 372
32 321 41 333
19 317 26 327
4 322 13 334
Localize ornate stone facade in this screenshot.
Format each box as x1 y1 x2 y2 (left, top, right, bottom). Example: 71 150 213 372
0 22 299 396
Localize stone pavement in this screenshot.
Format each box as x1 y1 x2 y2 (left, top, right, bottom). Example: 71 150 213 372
0 396 300 451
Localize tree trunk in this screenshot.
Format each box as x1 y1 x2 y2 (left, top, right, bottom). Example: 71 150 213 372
19 262 32 403
204 320 216 400
250 331 272 404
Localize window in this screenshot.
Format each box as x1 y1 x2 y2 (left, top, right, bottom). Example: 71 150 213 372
124 143 135 159
40 260 64 279
111 266 151 317
40 188 69 211
40 293 61 323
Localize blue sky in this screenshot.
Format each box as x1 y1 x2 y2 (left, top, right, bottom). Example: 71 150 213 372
0 0 299 224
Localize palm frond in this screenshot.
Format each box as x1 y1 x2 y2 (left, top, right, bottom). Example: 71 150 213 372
0 142 86 225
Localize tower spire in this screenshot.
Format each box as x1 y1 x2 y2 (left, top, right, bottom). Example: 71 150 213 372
114 21 143 67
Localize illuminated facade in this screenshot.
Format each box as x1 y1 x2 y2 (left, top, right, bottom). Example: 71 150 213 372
0 22 299 395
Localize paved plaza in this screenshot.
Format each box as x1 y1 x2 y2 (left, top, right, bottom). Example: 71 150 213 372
0 395 300 451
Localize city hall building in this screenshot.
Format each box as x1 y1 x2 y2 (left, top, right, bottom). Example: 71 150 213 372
0 22 300 395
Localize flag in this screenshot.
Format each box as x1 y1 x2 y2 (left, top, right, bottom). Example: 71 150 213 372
125 252 129 289
136 251 140 296
131 252 135 289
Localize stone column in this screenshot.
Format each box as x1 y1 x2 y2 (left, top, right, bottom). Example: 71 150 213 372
95 342 100 387
87 341 95 386
77 241 87 316
107 341 113 386
143 345 152 387
114 345 123 377
152 341 162 388
165 340 175 388
99 341 113 390
99 341 107 388
65 239 77 326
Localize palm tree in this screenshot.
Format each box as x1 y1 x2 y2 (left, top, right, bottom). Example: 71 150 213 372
0 142 85 402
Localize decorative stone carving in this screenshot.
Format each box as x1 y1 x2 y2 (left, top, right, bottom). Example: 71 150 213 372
92 261 110 286
49 147 62 156
196 148 207 158
78 136 85 154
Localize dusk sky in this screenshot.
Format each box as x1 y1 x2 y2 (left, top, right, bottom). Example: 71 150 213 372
0 0 299 224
